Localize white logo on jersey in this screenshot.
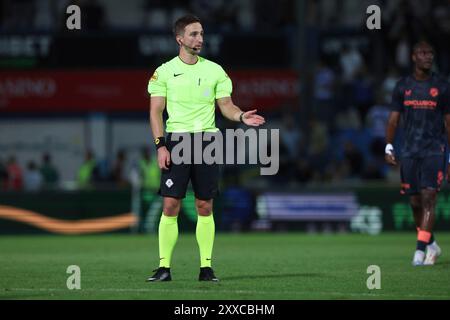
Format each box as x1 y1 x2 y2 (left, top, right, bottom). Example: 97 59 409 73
165 179 174 188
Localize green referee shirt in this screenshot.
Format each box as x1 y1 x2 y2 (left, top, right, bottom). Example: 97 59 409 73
148 56 232 133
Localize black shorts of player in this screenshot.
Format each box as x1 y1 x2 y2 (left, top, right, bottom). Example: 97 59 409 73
400 156 446 195
158 132 220 200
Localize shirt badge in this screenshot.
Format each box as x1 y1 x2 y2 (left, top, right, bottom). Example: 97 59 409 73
430 88 439 97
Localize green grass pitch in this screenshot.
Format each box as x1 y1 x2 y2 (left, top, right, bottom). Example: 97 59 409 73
1 233 449 300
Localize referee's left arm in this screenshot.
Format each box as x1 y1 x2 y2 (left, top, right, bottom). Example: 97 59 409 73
217 97 265 126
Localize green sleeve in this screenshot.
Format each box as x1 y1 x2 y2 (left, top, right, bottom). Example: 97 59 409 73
148 65 167 97
215 66 232 99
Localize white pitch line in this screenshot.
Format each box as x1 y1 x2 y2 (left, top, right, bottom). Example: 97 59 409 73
3 288 450 299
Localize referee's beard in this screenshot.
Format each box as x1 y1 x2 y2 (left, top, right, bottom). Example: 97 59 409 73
182 43 201 56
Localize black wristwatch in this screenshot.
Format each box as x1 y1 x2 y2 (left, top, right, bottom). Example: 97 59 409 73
155 136 166 150
239 112 245 123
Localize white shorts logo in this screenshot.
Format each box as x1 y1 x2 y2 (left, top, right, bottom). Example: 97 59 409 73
165 179 174 188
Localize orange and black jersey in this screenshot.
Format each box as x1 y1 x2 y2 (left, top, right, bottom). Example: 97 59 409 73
391 74 450 158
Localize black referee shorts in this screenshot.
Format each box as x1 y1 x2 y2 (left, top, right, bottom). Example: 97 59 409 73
400 155 446 195
158 132 220 200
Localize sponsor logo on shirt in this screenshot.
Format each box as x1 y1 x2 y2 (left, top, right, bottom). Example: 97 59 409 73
405 89 412 96
430 87 439 97
404 99 437 109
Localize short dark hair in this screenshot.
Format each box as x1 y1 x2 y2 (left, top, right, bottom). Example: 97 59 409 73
412 41 434 53
173 14 201 37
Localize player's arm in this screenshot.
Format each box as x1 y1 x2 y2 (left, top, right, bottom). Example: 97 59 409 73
385 81 404 166
385 111 400 166
150 96 165 139
216 97 265 126
444 85 450 180
385 111 400 165
149 96 170 170
445 114 450 181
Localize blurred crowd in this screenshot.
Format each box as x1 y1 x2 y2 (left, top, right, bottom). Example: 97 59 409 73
0 153 59 191
1 0 449 191
1 0 449 34
0 147 163 192
0 0 296 32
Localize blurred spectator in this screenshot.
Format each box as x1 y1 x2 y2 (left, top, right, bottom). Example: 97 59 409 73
366 95 390 156
351 66 375 122
280 113 302 161
142 0 170 30
34 0 56 30
77 150 99 189
313 59 336 129
325 158 348 183
24 161 43 191
381 67 400 104
236 0 256 31
6 156 23 191
110 149 129 188
139 147 160 191
362 161 385 180
342 141 364 178
335 107 361 131
294 159 313 184
40 153 59 189
190 0 224 27
137 146 162 233
339 43 364 83
277 112 304 183
1 0 36 31
395 32 411 74
307 118 329 179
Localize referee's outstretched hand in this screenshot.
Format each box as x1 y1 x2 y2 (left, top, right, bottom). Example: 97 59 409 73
242 109 265 127
158 147 171 170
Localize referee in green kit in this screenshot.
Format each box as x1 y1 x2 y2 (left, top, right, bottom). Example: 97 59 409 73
147 14 265 282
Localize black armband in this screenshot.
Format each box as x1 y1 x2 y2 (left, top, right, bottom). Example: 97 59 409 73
154 137 166 149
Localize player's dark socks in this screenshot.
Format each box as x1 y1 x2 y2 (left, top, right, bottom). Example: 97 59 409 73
416 241 427 252
146 267 171 282
199 267 219 282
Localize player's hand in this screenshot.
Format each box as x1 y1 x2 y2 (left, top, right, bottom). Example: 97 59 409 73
242 109 265 127
384 144 397 166
385 153 397 166
158 147 171 170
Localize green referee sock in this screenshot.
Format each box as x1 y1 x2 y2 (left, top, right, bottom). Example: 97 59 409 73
196 214 215 268
158 213 178 268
